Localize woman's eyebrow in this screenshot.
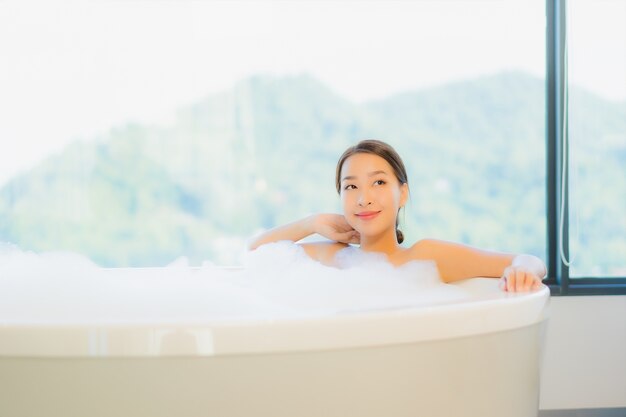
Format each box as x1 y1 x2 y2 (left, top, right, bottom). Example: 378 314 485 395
341 170 388 182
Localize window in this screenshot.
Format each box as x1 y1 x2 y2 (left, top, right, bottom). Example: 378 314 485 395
546 0 626 295
0 0 546 268
567 0 626 278
1 1 622 294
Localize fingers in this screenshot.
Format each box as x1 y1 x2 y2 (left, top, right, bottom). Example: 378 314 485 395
342 231 359 244
501 267 542 293
499 276 507 291
337 230 360 244
512 269 522 292
508 270 517 292
505 267 517 292
525 272 540 291
334 214 353 229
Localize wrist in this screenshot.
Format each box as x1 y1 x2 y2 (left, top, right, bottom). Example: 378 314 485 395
304 214 320 235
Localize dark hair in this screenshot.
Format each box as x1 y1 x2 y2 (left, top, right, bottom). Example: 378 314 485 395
335 139 408 243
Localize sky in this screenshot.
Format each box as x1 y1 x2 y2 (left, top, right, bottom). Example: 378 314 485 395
0 0 624 186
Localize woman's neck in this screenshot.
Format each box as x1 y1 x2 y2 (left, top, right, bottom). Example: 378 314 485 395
359 230 402 257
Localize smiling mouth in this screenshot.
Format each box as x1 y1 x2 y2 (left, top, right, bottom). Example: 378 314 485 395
355 211 381 220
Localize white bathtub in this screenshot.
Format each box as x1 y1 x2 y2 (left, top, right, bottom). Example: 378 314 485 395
0 274 549 417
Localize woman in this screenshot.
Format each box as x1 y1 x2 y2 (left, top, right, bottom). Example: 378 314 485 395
249 139 546 292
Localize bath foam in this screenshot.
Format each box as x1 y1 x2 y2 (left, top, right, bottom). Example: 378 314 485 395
0 241 471 324
242 241 469 312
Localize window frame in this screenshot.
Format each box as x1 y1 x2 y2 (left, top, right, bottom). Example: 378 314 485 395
545 0 626 296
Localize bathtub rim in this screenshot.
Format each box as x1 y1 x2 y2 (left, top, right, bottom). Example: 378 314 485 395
0 277 550 358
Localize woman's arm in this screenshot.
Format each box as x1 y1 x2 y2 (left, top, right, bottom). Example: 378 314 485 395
248 214 359 250
248 215 317 250
413 239 546 291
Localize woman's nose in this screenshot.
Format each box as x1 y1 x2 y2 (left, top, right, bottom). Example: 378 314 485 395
358 192 372 206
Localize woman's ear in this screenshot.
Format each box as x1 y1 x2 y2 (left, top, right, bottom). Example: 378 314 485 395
399 183 409 208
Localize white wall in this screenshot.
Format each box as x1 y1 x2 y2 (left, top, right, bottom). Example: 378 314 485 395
539 295 626 410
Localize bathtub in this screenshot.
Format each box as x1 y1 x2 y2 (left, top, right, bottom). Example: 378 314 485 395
0 273 549 417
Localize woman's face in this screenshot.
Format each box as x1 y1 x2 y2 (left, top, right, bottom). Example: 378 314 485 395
339 153 408 239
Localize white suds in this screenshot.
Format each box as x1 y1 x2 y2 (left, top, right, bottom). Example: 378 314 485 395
0 241 471 324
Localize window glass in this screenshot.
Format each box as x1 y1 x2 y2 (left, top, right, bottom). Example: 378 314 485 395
0 1 545 267
567 0 626 277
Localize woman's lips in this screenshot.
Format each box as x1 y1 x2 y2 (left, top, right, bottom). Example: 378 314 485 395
355 211 381 220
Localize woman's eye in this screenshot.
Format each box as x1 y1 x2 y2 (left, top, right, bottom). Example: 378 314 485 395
374 180 386 186
344 184 356 190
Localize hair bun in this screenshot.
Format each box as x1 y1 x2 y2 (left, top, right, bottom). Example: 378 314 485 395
396 229 404 244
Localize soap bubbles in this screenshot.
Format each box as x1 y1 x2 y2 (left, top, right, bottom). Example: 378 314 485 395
0 241 470 324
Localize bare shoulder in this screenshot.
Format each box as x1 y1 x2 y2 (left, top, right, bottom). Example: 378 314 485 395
300 241 349 266
407 238 444 259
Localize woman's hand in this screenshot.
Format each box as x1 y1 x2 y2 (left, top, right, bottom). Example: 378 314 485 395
312 213 360 244
499 265 544 292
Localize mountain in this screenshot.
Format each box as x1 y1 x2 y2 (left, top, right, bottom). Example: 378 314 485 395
0 71 624 269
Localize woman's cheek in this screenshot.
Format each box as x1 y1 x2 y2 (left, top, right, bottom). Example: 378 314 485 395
340 195 348 210
341 198 357 229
